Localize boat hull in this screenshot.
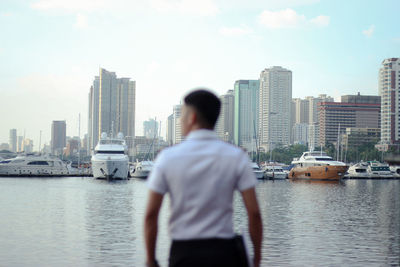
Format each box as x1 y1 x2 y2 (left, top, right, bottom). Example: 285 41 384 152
92 158 129 180
289 165 348 181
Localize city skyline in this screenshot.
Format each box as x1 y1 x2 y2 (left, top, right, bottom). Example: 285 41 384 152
0 0 399 149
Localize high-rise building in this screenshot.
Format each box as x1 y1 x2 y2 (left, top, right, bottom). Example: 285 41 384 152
9 129 17 152
216 90 234 143
319 98 380 145
143 119 159 139
293 98 309 124
88 68 136 151
258 66 292 151
173 104 182 144
23 139 34 153
17 136 23 152
234 80 259 151
166 114 173 146
308 94 333 124
379 58 400 146
293 123 309 145
307 94 334 149
51 121 66 156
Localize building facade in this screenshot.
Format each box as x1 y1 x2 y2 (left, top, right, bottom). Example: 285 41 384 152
173 104 182 144
379 58 400 146
234 80 259 151
216 90 234 143
258 66 292 151
319 101 380 146
143 119 159 139
166 114 173 146
88 68 136 151
51 120 66 156
9 129 17 152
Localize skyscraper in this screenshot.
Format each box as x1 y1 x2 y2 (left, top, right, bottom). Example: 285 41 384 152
143 119 159 139
88 68 136 151
234 80 259 151
9 129 17 152
166 114 173 146
173 104 182 144
258 66 292 151
51 121 66 156
379 58 400 147
216 90 234 143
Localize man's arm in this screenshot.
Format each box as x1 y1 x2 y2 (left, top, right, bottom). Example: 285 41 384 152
241 187 263 267
144 190 164 267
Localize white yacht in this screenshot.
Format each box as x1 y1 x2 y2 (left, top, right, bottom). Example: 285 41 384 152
345 162 370 179
0 154 69 176
264 165 287 180
91 132 129 180
130 160 154 179
251 162 265 180
367 161 393 179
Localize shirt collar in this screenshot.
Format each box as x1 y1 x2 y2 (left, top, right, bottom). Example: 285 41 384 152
185 129 218 141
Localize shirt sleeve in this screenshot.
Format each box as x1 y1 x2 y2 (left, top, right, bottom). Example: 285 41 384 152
147 151 168 195
235 152 257 192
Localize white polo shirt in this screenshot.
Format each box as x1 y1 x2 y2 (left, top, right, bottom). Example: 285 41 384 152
147 129 256 240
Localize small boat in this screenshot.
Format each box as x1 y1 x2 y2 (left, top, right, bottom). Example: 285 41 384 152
367 161 393 179
91 132 129 180
0 154 69 176
251 162 265 180
345 162 370 179
390 165 400 178
264 165 287 180
289 151 348 181
130 160 153 179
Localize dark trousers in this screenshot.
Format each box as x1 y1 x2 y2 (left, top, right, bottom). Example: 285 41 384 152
169 237 248 267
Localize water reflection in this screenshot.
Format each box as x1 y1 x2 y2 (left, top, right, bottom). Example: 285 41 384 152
85 180 135 266
0 178 398 266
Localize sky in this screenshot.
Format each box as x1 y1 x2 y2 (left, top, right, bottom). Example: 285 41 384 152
0 0 399 150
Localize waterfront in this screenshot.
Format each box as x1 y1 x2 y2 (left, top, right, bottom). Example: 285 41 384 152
0 177 398 266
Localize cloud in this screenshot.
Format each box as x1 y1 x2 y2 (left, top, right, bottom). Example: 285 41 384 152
362 25 375 37
31 0 110 12
258 8 329 29
310 15 330 27
1 12 13 17
74 13 89 29
31 0 218 16
219 25 253 36
149 0 219 16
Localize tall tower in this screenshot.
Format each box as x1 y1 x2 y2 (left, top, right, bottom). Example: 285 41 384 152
234 80 259 151
173 104 182 144
9 129 17 152
51 121 66 156
88 68 136 151
259 66 292 151
215 90 235 143
379 58 400 146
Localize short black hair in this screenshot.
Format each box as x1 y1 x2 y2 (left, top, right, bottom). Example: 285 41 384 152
184 89 221 129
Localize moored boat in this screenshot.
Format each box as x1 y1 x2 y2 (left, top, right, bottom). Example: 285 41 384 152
0 154 69 176
367 161 393 179
345 162 370 179
289 151 348 181
130 160 153 179
264 165 287 180
251 162 265 179
91 132 129 180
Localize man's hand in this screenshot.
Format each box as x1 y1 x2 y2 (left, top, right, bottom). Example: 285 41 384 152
241 187 263 267
144 190 164 265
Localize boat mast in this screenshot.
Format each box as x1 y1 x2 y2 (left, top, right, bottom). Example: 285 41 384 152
336 123 340 161
78 113 81 174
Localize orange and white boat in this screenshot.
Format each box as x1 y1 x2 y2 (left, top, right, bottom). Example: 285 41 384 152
289 151 348 181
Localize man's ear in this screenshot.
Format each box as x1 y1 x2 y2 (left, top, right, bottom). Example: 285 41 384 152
189 111 197 125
